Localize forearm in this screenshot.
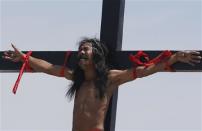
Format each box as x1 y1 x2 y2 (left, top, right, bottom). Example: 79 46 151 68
150 53 177 71
19 53 73 79
113 51 201 86
24 56 54 74
137 53 178 77
3 44 73 78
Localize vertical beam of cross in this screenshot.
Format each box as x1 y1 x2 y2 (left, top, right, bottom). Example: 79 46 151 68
100 0 125 131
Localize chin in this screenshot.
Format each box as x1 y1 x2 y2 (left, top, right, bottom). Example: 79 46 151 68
78 62 86 70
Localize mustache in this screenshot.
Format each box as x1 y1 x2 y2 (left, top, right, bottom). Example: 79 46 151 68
78 54 89 60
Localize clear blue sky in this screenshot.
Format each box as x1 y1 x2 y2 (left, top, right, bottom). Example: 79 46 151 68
0 0 201 131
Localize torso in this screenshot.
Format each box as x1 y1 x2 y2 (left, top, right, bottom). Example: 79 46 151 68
72 79 117 131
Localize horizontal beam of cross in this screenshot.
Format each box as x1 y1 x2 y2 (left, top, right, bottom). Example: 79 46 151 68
1 51 201 72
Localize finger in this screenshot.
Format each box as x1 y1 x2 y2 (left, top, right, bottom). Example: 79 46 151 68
4 51 10 56
187 61 195 66
190 51 200 55
11 43 18 51
8 50 14 53
2 55 19 62
190 59 201 63
2 56 12 60
191 55 202 60
4 50 14 56
11 43 20 53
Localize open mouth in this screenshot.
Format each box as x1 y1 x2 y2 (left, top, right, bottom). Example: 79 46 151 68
79 55 88 61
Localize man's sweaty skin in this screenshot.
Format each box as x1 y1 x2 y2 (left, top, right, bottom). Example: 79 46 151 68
72 43 123 131
3 43 201 131
73 81 111 131
72 69 133 131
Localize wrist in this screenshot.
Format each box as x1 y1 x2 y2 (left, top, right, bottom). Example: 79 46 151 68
172 53 179 63
163 51 176 72
164 54 176 72
163 51 177 65
175 51 185 62
20 51 32 63
20 53 26 62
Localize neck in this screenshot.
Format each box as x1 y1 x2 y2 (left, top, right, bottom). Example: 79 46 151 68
84 68 96 81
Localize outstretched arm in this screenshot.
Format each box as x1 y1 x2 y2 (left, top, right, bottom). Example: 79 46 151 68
2 44 73 80
109 51 201 86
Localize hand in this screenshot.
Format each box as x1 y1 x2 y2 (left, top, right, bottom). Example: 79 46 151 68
176 51 201 66
2 44 24 62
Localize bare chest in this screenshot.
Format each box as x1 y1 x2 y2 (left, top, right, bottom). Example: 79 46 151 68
74 81 108 109
72 81 117 130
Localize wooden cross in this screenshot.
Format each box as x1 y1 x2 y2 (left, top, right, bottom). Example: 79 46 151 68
0 0 201 131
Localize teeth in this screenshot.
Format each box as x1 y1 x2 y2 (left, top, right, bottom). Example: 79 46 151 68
80 58 87 61
78 55 88 61
80 57 87 59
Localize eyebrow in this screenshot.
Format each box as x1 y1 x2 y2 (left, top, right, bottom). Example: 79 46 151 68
79 44 92 50
79 46 89 52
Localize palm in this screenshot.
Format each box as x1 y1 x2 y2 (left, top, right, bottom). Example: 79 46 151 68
177 51 201 66
2 44 24 62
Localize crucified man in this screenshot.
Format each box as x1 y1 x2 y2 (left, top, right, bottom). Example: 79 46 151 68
2 37 201 131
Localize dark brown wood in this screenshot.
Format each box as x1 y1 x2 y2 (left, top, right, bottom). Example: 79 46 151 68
100 0 125 130
0 0 201 130
1 51 202 72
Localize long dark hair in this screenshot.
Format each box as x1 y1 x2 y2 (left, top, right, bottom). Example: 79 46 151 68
66 37 109 100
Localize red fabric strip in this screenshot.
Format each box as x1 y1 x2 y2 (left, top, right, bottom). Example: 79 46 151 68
129 50 174 70
12 51 32 94
59 51 71 77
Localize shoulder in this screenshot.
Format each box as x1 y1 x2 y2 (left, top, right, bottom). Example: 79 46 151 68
108 70 122 80
108 68 136 86
107 69 124 85
105 70 121 96
108 69 123 75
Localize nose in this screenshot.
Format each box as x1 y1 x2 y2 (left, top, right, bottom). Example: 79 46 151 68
78 49 85 56
81 50 85 54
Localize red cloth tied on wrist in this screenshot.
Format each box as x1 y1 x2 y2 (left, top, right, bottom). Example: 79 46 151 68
60 51 71 77
129 50 174 71
129 51 150 66
12 51 32 94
